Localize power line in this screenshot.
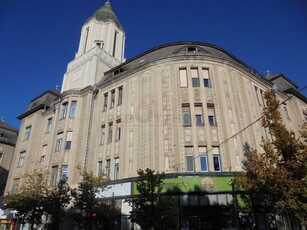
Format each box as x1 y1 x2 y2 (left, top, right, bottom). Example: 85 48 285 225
173 84 307 171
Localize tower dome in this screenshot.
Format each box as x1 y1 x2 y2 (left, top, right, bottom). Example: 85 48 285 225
88 1 122 29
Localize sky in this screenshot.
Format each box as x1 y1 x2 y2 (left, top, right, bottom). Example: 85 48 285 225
1 0 306 129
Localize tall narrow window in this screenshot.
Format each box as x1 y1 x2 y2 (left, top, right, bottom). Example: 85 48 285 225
203 68 211 87
98 161 103 176
46 118 52 133
182 104 191 126
61 102 68 119
283 105 290 119
103 93 108 111
112 31 118 57
70 101 77 118
116 127 121 141
254 86 261 105
105 160 111 179
12 179 20 194
207 104 216 126
195 104 204 126
101 126 105 145
185 147 194 172
61 165 68 181
17 151 26 167
55 133 63 152
24 126 31 141
65 131 73 150
179 68 188 87
110 90 115 108
118 87 123 105
114 158 119 180
191 68 200 87
108 123 113 143
212 147 221 171
199 147 208 172
83 27 89 53
50 166 58 186
40 145 48 162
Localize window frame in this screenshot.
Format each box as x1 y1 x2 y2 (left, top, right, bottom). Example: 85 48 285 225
61 102 68 119
191 68 200 87
23 126 31 141
182 104 192 126
69 101 77 118
179 68 188 88
17 151 26 167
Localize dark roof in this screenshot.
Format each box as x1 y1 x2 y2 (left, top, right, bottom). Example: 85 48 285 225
86 1 122 29
18 90 60 120
0 121 18 146
100 41 264 85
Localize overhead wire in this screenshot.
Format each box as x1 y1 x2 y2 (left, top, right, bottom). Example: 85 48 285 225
172 84 307 171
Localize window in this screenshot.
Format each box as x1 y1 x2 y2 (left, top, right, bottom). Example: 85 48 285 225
195 104 203 126
185 147 194 172
70 101 77 118
101 127 105 145
0 133 8 139
108 123 113 143
17 151 26 167
112 31 118 57
105 160 111 179
98 161 103 176
207 104 216 126
61 165 68 181
116 127 121 141
50 166 58 186
103 93 108 111
200 155 208 172
0 152 3 165
46 118 52 133
186 156 194 172
40 145 48 162
284 106 290 119
114 158 119 180
118 87 123 105
110 90 115 108
23 126 31 141
203 68 211 87
199 147 208 172
182 104 191 126
212 147 221 171
11 179 20 194
65 131 73 150
61 102 68 119
55 133 63 152
254 86 261 105
191 68 200 87
179 68 188 87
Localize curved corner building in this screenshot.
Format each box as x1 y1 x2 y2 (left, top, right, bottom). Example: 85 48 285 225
4 1 306 229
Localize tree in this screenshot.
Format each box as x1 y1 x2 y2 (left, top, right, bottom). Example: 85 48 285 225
6 167 49 230
44 180 71 230
126 168 179 230
71 171 111 230
235 91 307 225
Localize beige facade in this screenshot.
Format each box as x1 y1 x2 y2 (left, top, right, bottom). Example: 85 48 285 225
4 2 307 194
0 120 18 195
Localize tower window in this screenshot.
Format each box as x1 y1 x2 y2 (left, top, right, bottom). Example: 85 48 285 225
23 126 31 141
179 68 188 87
17 151 26 167
182 104 191 126
191 68 200 87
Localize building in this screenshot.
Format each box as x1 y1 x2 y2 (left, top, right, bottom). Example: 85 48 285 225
0 119 18 196
4 1 306 229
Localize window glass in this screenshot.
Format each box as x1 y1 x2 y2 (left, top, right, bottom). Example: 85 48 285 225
66 131 73 150
118 87 123 105
203 69 211 88
103 93 108 111
110 90 115 108
70 101 77 118
46 118 52 133
24 126 31 141
108 123 113 143
182 104 191 126
50 166 58 186
186 156 194 172
195 104 203 126
105 160 111 178
17 152 26 167
179 68 188 87
207 104 216 126
55 133 63 152
61 102 68 119
191 68 200 87
114 158 119 180
61 165 68 181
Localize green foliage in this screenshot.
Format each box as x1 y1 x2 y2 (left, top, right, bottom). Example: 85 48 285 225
71 171 112 230
44 180 72 230
126 168 179 230
235 91 307 224
6 167 49 229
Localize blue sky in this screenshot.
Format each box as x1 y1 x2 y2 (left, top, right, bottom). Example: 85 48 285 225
1 0 306 129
